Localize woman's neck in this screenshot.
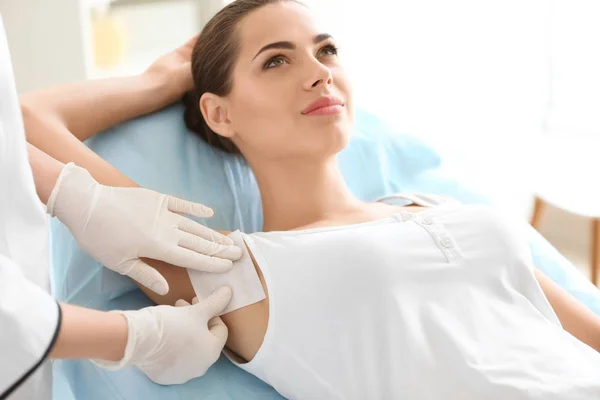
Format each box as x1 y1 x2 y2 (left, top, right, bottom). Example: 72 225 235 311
252 156 364 232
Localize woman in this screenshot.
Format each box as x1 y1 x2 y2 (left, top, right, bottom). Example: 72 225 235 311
22 0 600 398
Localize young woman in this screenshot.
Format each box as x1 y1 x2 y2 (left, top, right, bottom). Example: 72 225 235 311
22 0 600 398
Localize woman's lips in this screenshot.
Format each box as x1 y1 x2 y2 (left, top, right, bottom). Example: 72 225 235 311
303 104 344 116
302 96 344 116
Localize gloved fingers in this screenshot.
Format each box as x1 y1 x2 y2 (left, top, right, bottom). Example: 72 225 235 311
122 259 170 296
167 195 214 218
160 245 233 273
174 297 199 307
178 231 242 261
208 316 229 342
195 286 232 317
177 217 235 247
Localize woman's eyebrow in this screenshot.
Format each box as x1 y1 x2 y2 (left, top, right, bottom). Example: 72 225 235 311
252 33 333 60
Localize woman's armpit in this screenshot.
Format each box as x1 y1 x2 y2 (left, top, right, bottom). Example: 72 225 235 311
136 239 270 363
137 233 264 308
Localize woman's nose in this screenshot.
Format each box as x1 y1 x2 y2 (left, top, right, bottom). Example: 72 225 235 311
304 61 333 90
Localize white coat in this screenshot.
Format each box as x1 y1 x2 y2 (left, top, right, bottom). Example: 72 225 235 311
0 18 60 400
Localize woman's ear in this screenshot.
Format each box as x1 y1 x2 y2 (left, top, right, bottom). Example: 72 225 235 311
199 93 235 138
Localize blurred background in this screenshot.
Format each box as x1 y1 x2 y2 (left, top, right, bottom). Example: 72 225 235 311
1 0 599 283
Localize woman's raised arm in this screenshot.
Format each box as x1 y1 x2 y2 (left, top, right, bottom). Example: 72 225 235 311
20 36 197 186
20 36 196 142
18 36 236 305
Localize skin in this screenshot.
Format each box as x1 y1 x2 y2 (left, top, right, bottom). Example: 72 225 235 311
21 1 600 366
136 2 600 362
201 2 364 233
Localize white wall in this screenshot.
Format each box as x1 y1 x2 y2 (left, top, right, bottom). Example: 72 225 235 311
0 0 91 93
545 0 600 136
199 0 232 26
308 0 549 219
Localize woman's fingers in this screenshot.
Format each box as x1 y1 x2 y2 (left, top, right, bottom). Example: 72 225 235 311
180 34 200 56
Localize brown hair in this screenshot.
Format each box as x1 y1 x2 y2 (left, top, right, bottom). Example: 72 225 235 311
183 0 301 155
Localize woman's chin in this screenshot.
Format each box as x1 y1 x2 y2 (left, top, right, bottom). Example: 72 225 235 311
319 127 351 157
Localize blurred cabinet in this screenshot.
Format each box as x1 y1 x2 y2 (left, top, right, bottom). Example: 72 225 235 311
0 0 91 93
0 0 228 92
89 0 201 78
89 0 231 78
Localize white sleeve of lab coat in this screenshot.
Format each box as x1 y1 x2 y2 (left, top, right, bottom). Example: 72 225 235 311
0 254 61 399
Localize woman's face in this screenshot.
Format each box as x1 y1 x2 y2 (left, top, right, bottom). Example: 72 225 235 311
226 1 353 162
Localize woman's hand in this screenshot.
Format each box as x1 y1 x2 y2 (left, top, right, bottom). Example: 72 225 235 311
144 35 199 104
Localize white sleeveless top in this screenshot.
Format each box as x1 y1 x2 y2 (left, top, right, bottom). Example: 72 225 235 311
234 193 600 399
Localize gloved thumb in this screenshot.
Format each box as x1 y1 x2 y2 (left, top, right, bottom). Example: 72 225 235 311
208 316 228 342
196 286 232 317
174 297 199 307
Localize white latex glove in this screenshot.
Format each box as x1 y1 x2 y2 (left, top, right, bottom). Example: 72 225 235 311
93 286 232 385
47 163 242 295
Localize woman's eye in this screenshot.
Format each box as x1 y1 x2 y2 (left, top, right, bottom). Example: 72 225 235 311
263 46 338 70
320 45 339 57
264 56 286 70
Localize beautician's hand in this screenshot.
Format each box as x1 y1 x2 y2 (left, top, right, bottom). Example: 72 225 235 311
47 163 242 295
93 286 232 385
